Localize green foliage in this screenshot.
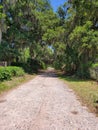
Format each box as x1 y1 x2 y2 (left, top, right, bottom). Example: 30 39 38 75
76 63 90 78
53 1 98 78
1 0 98 79
27 58 46 72
0 67 24 81
0 67 12 80
8 67 25 77
91 63 98 68
0 41 20 62
1 0 55 69
0 5 6 19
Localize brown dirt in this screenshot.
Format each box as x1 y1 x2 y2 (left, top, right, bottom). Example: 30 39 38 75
0 69 98 130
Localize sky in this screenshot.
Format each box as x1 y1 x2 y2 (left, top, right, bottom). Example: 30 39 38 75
50 0 66 12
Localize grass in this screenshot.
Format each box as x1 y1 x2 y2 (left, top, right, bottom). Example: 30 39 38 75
0 74 35 95
58 74 98 116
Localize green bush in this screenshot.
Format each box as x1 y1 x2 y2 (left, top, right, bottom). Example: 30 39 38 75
0 67 12 80
0 66 25 81
7 67 25 76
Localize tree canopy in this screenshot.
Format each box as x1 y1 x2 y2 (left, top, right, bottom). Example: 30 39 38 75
0 0 98 77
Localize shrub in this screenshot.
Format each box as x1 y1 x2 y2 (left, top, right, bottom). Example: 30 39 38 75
7 67 25 76
0 67 12 80
0 66 25 81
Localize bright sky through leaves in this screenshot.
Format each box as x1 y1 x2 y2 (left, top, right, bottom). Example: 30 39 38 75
50 0 66 12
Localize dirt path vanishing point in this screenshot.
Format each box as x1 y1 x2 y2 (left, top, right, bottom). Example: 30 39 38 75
0 70 98 130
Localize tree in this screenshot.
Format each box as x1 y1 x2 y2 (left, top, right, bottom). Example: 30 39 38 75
0 0 57 67
54 1 98 78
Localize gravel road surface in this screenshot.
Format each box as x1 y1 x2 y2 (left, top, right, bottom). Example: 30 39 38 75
0 71 98 130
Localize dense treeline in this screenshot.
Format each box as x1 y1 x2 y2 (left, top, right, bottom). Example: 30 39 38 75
0 0 98 78
55 0 98 78
0 0 55 72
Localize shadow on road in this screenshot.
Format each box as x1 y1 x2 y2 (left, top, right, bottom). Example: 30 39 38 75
38 67 57 78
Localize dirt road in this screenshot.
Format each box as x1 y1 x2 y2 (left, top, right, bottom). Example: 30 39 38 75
0 71 98 130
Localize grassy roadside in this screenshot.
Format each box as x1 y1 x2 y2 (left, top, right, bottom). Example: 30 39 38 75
58 74 98 116
0 74 35 95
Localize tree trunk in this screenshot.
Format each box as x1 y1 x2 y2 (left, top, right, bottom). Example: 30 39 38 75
0 28 2 43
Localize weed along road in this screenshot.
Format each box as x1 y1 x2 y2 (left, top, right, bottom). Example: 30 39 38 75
0 70 98 130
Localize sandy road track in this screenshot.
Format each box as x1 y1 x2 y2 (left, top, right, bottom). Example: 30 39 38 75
0 71 98 130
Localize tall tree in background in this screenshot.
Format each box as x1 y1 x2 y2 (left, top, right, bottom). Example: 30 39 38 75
55 0 98 77
0 0 55 66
